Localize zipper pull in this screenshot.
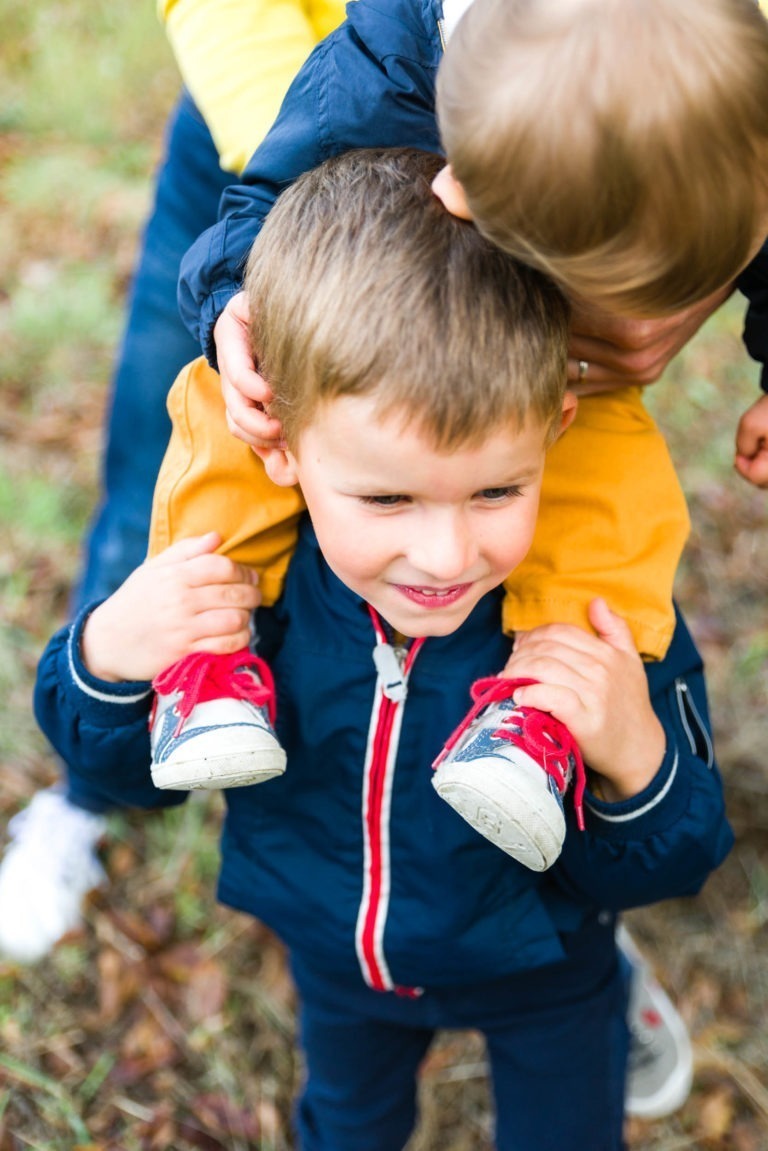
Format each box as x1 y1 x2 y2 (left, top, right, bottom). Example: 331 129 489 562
373 643 407 702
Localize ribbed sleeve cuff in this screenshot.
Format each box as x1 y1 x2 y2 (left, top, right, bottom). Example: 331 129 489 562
64 605 153 726
582 744 691 841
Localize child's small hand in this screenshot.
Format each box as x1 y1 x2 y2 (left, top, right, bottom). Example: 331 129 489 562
81 532 261 684
503 598 665 802
214 291 284 449
734 393 768 487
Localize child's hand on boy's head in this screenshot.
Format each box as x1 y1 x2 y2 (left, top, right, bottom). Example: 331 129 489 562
566 285 732 392
504 598 666 804
80 532 261 684
735 392 768 487
214 291 284 449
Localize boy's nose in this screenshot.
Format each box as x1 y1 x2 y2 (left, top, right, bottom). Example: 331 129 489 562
407 512 478 581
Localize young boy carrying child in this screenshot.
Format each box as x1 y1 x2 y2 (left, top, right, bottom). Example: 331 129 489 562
145 0 768 869
35 147 733 1151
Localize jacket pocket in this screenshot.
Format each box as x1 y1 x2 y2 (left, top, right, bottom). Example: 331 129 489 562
674 677 714 767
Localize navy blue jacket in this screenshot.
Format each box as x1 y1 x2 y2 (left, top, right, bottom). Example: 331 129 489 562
35 519 733 992
178 0 768 389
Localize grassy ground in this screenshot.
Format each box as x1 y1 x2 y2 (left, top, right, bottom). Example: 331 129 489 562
1 2 767 1148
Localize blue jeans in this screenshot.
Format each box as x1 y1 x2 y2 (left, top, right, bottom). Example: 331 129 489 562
73 91 234 608
62 93 234 811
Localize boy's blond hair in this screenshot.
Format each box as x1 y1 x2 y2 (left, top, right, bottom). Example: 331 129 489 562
438 0 768 315
245 148 568 451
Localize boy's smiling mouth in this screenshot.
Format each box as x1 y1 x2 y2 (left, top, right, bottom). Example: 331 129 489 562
392 583 472 609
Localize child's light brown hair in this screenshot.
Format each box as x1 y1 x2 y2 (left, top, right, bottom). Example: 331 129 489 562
245 148 569 449
437 0 768 315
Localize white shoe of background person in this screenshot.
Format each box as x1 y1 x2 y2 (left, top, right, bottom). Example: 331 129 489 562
619 924 695 1119
0 787 107 964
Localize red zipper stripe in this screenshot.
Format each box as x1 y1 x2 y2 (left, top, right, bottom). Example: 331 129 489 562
357 689 397 989
355 611 424 992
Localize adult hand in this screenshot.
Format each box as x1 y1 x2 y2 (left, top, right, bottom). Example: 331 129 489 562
214 291 284 448
503 598 665 802
735 392 768 487
81 533 261 683
566 285 733 393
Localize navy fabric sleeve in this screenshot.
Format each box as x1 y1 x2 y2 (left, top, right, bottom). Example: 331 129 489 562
554 610 733 911
737 237 768 392
178 0 443 365
33 608 187 813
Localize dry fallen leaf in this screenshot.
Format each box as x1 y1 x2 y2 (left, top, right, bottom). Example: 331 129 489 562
696 1085 736 1139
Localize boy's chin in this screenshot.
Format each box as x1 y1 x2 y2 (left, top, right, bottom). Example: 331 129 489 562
374 603 476 640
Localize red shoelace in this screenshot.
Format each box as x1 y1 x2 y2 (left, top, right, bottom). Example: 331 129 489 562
434 676 586 831
152 647 277 738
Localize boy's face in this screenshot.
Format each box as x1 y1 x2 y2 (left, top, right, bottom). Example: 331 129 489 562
267 393 570 638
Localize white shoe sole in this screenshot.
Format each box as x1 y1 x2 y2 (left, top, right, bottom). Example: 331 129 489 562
432 755 565 871
625 1055 693 1119
152 747 287 791
619 926 694 1118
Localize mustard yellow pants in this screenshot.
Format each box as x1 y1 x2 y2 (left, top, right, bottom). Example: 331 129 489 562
149 357 690 660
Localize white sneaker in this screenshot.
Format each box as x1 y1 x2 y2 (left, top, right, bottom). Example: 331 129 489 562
619 925 694 1118
0 788 107 964
150 648 287 791
432 676 585 871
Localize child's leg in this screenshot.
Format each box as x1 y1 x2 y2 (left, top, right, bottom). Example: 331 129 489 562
149 355 306 605
147 357 306 791
503 387 689 660
296 997 433 1151
433 389 688 870
486 929 628 1151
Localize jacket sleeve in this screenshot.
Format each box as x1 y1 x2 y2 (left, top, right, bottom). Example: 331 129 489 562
33 609 187 813
553 609 734 911
737 237 768 392
177 0 443 365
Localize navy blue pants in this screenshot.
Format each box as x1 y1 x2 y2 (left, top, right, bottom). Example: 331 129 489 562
291 920 628 1151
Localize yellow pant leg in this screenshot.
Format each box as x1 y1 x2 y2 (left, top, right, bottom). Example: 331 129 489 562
502 388 689 660
148 356 305 607
152 366 686 657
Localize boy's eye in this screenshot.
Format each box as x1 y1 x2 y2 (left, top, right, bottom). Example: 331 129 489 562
477 486 523 502
359 494 409 507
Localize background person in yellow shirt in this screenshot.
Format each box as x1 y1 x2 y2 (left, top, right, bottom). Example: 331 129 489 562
0 0 342 962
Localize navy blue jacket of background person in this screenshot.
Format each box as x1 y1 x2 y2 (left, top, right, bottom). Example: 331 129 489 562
177 0 768 389
35 518 733 994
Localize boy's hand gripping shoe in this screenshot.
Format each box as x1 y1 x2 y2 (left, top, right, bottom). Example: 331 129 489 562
150 648 286 791
432 677 586 871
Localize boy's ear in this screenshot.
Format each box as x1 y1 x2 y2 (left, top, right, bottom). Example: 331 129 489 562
431 165 473 220
253 445 300 487
554 391 579 440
